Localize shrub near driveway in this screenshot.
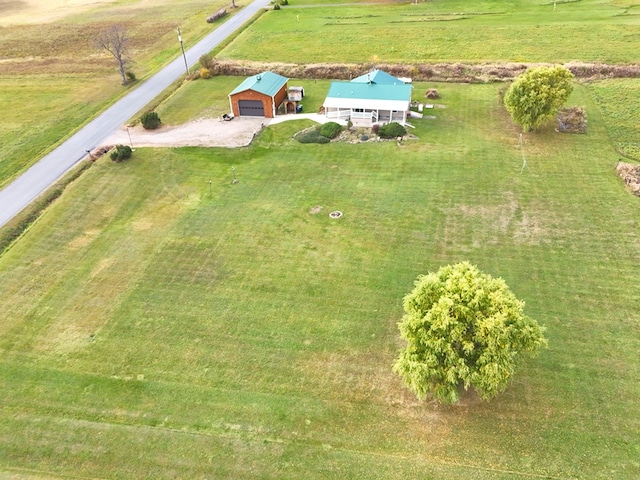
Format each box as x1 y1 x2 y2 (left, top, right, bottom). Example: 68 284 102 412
319 121 342 139
141 111 161 130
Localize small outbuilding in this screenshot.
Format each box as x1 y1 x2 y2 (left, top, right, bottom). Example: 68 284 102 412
282 86 305 114
229 71 288 118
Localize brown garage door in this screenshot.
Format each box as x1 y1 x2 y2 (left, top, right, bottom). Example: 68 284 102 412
238 100 265 116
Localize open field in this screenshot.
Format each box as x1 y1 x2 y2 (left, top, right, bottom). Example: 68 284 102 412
220 0 640 64
0 0 118 26
0 0 232 188
587 79 640 161
1 82 639 478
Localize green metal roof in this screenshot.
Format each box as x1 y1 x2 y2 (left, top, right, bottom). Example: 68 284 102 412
229 71 288 97
325 81 412 101
351 69 403 85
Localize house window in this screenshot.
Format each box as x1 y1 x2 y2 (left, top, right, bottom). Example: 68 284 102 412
354 108 364 113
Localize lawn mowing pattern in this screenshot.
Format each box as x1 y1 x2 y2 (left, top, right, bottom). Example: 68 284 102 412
220 0 640 64
0 83 639 478
587 79 640 162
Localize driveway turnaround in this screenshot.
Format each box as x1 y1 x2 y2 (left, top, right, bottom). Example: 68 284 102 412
0 0 271 228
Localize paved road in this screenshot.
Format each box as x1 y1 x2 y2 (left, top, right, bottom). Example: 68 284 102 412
0 0 271 228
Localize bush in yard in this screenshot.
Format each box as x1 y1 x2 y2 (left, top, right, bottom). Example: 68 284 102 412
141 111 161 130
393 262 547 404
319 121 342 139
110 144 132 162
295 127 330 144
200 68 211 79
371 124 380 136
378 122 406 139
199 53 214 69
125 71 136 82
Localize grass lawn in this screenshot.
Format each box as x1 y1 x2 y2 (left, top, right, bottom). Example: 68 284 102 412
220 0 640 64
587 79 640 161
0 82 638 478
0 0 234 188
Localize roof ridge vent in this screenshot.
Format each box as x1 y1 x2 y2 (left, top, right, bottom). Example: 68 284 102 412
257 74 262 81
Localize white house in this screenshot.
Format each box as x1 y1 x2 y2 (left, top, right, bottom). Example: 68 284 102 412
322 70 412 126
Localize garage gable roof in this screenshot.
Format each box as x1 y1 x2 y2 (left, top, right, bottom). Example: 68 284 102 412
230 71 288 97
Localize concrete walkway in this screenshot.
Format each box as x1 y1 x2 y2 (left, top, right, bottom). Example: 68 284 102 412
269 113 339 125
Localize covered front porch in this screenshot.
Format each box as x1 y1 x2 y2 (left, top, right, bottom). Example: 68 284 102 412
324 107 407 126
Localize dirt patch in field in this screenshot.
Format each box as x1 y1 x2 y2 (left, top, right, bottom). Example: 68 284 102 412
616 162 640 196
68 229 101 249
90 257 115 278
132 219 153 231
445 194 547 246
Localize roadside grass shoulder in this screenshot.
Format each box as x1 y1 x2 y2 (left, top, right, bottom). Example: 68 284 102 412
0 83 638 478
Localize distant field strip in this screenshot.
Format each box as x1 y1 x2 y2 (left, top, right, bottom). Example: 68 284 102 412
220 1 640 63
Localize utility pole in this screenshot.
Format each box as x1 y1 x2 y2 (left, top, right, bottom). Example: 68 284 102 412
177 28 189 77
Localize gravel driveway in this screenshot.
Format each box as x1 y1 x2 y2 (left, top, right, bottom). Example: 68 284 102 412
101 113 332 149
102 117 268 148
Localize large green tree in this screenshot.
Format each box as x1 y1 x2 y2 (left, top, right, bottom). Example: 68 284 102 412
504 65 574 131
393 262 547 404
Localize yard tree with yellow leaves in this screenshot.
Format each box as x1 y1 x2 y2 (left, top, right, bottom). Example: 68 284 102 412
504 65 574 132
393 262 547 404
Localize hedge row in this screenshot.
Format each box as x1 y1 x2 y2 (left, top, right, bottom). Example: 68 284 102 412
199 59 640 83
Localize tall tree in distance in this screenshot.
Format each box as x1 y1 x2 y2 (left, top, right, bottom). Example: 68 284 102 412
504 65 574 132
96 25 131 85
393 262 547 404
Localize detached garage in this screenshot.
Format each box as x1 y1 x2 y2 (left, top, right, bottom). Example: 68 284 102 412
229 71 288 118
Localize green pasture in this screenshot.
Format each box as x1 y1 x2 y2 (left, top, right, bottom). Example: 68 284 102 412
1 82 638 478
220 0 640 64
0 0 234 187
587 79 640 161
